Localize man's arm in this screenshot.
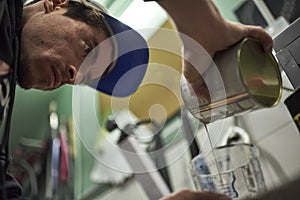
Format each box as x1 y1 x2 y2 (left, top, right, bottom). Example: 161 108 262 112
154 0 273 99
156 0 272 57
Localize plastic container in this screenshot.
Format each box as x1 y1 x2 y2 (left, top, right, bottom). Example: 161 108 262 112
190 144 267 199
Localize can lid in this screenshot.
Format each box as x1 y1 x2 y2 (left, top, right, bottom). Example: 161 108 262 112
238 38 282 107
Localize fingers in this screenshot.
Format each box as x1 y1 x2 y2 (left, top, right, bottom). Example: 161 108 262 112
183 60 211 102
0 60 11 75
225 21 273 53
160 189 231 200
183 62 203 84
245 25 273 52
194 191 231 200
186 78 211 102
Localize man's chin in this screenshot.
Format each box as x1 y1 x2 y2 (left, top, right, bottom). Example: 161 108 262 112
17 83 31 90
16 78 33 90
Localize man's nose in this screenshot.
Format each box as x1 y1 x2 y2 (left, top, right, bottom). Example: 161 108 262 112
66 65 77 84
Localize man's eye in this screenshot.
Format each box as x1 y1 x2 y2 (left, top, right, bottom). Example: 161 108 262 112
84 43 92 56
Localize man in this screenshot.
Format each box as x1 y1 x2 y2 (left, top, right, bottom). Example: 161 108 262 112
0 0 271 199
18 0 273 95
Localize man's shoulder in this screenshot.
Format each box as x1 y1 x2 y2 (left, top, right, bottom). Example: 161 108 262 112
0 72 12 124
0 0 23 66
0 0 23 25
0 0 21 125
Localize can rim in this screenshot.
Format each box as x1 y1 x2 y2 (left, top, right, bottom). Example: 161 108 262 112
237 38 283 108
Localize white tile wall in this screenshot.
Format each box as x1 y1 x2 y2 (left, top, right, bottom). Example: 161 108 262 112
185 72 300 193
236 73 300 189
163 140 195 190
256 122 300 189
194 72 300 192
239 77 295 143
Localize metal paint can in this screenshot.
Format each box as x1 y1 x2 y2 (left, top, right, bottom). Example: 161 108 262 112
181 38 282 123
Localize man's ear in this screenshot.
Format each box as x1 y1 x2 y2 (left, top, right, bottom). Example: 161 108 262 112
53 0 69 8
44 0 69 13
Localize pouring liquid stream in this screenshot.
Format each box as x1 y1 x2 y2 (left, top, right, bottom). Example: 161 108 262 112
203 123 225 186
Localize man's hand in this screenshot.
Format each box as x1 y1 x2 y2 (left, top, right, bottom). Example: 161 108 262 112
157 0 272 100
160 189 231 200
158 0 272 58
182 60 211 102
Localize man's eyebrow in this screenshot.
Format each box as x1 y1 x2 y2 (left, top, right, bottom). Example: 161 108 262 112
92 36 98 48
90 35 100 59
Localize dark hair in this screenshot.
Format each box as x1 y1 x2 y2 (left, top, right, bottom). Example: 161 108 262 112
63 1 110 36
26 0 110 36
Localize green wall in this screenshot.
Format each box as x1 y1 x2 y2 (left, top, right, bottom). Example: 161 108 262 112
213 0 246 21
10 85 97 199
10 85 73 150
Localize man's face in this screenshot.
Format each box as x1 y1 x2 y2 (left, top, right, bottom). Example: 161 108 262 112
18 4 109 90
